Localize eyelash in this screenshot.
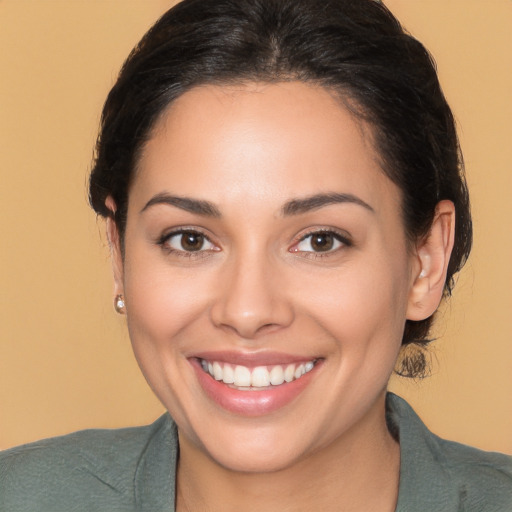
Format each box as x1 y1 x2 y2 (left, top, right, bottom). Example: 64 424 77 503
156 228 352 259
291 229 352 258
157 228 218 259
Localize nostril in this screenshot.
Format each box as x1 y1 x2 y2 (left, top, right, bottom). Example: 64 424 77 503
209 264 294 338
255 323 282 336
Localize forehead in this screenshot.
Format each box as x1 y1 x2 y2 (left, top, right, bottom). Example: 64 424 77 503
133 82 398 214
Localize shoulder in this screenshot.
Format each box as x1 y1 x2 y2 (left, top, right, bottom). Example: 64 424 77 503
434 435 512 509
0 414 177 512
388 393 512 511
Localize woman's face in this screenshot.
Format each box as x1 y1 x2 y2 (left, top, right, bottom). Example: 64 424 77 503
116 82 420 472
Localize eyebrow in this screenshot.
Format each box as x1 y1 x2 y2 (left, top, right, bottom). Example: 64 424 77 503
140 191 374 218
141 193 222 217
282 193 374 216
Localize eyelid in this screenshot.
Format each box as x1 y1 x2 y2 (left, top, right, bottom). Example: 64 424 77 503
157 226 220 255
156 226 351 258
289 228 352 254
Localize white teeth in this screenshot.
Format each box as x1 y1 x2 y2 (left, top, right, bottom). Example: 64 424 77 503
269 365 285 385
251 366 270 387
222 364 234 384
284 364 295 383
234 365 252 387
201 359 317 388
213 362 223 381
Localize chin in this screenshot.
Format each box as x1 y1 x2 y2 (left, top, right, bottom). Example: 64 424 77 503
182 418 313 474
210 442 306 474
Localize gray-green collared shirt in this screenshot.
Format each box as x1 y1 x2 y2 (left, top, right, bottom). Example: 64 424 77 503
1 393 511 511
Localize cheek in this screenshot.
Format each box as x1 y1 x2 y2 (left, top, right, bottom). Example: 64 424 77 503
122 248 214 351
127 282 206 343
296 255 411 355
120 253 217 415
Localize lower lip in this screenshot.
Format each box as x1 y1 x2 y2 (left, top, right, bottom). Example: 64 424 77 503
191 359 320 416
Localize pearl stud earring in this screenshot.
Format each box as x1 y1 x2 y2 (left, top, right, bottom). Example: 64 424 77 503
114 294 126 314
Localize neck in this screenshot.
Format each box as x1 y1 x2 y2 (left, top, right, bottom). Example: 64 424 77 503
176 393 400 512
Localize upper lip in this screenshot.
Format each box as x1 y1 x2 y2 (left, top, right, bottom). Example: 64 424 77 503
190 350 319 367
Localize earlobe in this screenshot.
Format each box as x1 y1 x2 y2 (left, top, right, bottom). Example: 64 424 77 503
105 196 125 298
406 200 455 321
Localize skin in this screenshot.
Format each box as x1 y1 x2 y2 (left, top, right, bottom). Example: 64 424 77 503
107 82 455 511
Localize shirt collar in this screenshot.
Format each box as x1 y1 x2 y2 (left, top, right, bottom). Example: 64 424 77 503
134 394 463 511
135 414 177 511
388 393 461 511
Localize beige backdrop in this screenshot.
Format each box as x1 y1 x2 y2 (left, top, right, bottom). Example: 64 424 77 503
1 0 511 453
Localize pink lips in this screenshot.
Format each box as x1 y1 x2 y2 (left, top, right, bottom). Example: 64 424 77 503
190 352 321 416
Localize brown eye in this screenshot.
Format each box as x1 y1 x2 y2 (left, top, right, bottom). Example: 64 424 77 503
164 230 215 253
294 230 348 254
180 232 204 251
310 233 335 252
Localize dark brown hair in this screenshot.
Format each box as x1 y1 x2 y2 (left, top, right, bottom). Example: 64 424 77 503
89 0 472 376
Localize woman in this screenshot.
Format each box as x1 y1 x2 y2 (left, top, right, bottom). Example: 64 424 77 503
1 0 511 510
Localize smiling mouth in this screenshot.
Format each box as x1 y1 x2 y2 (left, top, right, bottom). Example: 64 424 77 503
199 358 318 390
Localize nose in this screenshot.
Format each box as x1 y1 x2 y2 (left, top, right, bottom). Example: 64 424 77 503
210 252 294 339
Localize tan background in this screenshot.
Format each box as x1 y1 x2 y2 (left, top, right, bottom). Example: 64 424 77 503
1 0 510 453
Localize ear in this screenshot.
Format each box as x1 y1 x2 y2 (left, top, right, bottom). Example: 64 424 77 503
407 200 455 321
105 196 124 297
